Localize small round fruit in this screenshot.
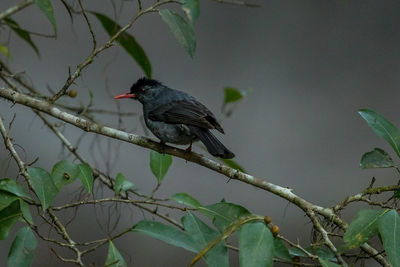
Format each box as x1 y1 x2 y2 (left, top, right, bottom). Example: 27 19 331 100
270 225 279 235
68 90 78 98
264 216 272 224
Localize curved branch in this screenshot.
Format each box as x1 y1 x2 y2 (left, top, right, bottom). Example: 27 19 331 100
0 87 389 266
0 0 33 20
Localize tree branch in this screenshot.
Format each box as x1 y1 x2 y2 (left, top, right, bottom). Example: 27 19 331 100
0 87 389 266
0 0 34 20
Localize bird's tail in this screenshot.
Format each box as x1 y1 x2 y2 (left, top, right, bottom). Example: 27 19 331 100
189 126 235 159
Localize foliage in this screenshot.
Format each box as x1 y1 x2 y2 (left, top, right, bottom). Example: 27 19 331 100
0 1 399 266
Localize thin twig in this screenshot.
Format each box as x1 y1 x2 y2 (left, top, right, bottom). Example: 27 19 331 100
0 0 34 20
50 0 180 102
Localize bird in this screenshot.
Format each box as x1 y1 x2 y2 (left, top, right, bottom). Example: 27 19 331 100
114 78 235 159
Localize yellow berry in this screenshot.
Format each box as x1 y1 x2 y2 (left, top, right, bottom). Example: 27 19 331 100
68 90 78 98
270 225 279 235
264 216 272 224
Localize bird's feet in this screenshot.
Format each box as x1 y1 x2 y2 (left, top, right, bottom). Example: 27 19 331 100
185 141 192 154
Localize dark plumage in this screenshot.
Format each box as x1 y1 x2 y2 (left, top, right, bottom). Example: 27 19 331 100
114 78 235 159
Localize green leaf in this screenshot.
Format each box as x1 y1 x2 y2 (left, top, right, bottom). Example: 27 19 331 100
150 150 172 184
51 160 80 189
91 12 152 77
19 200 33 225
319 258 341 267
343 209 388 250
393 189 400 199
7 227 37 267
170 193 201 208
220 158 246 173
4 18 39 56
0 192 19 211
0 200 21 240
239 222 274 267
360 148 394 169
306 245 336 261
182 212 229 267
159 9 196 58
378 210 400 267
28 167 58 211
199 202 250 232
180 0 200 24
33 0 56 33
114 173 135 194
0 45 10 58
273 238 292 262
132 220 198 253
358 109 400 159
287 247 307 257
78 164 94 194
0 179 32 200
224 87 244 104
105 241 127 267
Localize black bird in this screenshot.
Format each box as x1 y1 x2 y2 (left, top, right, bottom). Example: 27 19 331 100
114 78 235 159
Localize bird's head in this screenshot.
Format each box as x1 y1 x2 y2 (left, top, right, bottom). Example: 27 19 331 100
114 77 162 103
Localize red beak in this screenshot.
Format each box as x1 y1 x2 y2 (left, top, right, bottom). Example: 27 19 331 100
113 92 135 99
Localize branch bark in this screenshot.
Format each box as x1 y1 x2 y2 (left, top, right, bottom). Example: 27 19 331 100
0 86 390 266
0 0 33 20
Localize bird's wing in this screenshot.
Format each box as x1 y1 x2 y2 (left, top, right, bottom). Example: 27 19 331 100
148 99 224 133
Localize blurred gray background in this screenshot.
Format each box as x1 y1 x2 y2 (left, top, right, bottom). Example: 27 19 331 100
1 0 400 266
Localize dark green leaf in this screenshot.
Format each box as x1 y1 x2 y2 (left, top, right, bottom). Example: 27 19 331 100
358 109 400 159
393 189 400 199
91 12 151 77
0 200 21 240
224 87 244 104
220 158 245 173
4 18 39 56
7 227 37 267
105 241 127 267
159 9 196 58
60 0 73 22
150 150 172 184
78 164 94 194
182 212 229 267
378 210 400 267
0 191 32 224
132 220 198 252
319 258 341 267
51 160 80 189
19 200 33 225
199 202 250 232
273 238 292 262
170 193 201 208
0 192 19 211
114 173 135 194
180 0 200 24
28 167 58 211
239 222 274 267
0 179 32 200
33 0 56 33
360 148 394 169
343 209 388 250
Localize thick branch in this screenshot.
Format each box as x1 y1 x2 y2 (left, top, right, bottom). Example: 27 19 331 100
0 87 389 266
